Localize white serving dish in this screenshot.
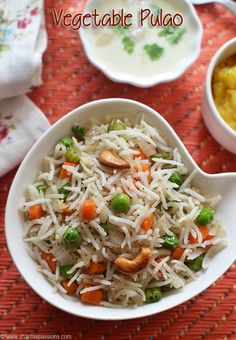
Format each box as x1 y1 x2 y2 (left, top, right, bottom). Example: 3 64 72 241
5 99 236 320
79 0 203 87
202 37 236 154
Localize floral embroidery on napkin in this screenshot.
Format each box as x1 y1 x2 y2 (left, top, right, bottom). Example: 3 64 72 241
0 113 15 143
0 0 40 57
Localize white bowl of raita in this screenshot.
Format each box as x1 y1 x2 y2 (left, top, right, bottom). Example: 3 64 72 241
80 0 203 87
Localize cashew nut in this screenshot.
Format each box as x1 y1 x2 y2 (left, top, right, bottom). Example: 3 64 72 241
99 150 130 169
115 247 152 274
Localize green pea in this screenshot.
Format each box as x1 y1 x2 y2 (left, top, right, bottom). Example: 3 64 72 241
59 184 71 201
145 287 162 303
58 136 74 148
63 228 81 248
64 146 80 163
108 119 127 132
196 208 214 225
60 265 75 279
162 234 179 249
36 184 48 195
71 125 85 141
186 254 204 272
111 193 131 213
151 152 171 160
169 172 183 187
100 222 109 234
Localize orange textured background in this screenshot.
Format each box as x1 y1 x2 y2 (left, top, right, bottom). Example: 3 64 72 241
1 0 236 339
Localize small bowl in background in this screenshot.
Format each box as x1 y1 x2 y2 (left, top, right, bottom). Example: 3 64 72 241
202 37 236 155
80 0 203 88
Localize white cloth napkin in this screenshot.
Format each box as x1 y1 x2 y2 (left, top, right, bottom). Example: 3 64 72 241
0 96 50 177
0 0 50 177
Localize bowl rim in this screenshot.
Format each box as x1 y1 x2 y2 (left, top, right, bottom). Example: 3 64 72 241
206 37 236 139
79 0 203 88
5 98 236 320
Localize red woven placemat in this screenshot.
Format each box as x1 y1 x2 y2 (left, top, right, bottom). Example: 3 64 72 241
1 0 236 338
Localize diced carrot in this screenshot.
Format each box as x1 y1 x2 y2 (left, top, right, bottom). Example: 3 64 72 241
134 163 149 173
148 174 152 183
189 226 209 244
134 163 152 183
131 178 140 190
135 163 150 172
142 163 150 171
141 215 154 232
205 234 214 241
132 148 146 160
62 279 78 295
86 261 106 275
148 174 152 184
61 207 74 216
171 247 184 260
29 204 44 219
41 251 56 273
156 256 165 263
141 164 152 183
60 162 77 179
81 199 96 221
80 284 103 305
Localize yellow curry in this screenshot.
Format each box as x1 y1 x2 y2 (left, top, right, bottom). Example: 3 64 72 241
212 54 236 131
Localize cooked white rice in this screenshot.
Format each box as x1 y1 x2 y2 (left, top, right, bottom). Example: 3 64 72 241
22 119 227 307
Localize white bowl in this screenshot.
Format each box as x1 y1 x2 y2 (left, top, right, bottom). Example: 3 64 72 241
202 37 236 154
5 99 236 320
79 0 203 88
